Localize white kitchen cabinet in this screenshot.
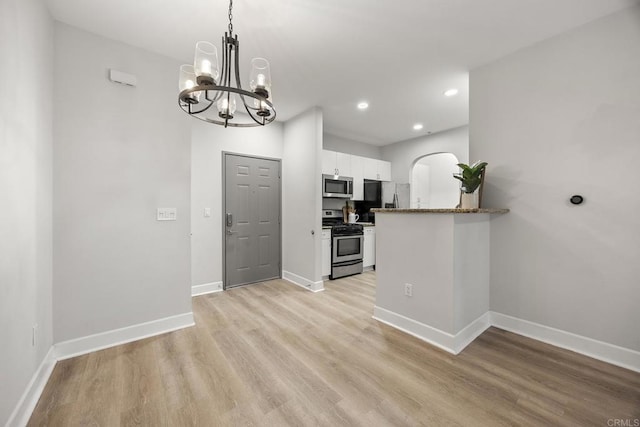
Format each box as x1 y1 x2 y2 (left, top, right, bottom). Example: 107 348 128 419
363 227 376 269
322 150 337 175
378 160 391 181
363 157 378 180
363 158 392 181
322 230 331 277
350 155 364 200
322 150 351 177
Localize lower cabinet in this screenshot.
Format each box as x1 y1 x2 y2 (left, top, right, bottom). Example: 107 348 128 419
363 227 376 269
322 230 331 277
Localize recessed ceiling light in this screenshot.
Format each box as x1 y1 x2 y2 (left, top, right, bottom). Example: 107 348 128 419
357 101 369 110
444 88 459 97
413 123 423 131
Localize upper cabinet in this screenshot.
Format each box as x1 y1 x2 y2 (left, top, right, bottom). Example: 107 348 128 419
322 150 391 200
322 150 351 177
363 157 391 181
350 155 364 200
378 161 391 181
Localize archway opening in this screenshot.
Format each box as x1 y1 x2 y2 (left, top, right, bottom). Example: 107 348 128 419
411 152 460 208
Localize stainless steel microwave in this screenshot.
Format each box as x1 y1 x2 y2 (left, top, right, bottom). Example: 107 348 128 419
322 174 353 198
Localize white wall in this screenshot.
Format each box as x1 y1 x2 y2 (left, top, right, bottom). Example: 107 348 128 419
191 119 284 288
376 214 455 332
470 6 640 351
411 164 430 208
381 126 469 184
283 108 323 287
376 212 490 336
53 23 192 342
323 133 382 159
0 0 53 424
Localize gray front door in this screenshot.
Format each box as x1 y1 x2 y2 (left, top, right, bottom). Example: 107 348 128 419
224 153 281 288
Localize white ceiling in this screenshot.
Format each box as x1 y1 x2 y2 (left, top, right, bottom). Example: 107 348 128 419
45 0 638 145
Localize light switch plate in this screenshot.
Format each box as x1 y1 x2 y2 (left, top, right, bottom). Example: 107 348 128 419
157 208 177 221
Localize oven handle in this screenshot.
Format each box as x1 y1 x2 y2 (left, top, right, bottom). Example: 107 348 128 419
332 259 362 267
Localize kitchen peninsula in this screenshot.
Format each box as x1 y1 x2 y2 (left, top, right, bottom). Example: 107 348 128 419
370 208 508 354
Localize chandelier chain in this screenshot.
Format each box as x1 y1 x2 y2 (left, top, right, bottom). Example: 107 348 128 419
228 0 233 35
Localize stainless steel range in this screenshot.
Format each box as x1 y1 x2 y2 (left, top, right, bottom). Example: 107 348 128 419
331 223 364 279
321 209 343 227
322 209 364 279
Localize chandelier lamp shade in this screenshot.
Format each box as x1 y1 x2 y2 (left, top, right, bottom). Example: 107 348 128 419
178 0 276 127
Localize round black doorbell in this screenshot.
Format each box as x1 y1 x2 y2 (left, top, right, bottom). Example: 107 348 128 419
570 195 584 205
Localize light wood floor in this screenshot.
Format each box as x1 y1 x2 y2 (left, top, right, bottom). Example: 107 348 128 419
30 271 640 426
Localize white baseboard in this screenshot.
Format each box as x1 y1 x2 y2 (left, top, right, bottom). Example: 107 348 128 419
372 306 490 355
453 312 492 354
490 311 640 373
372 307 640 371
282 270 324 293
192 281 223 296
53 312 194 361
5 347 57 427
6 312 194 426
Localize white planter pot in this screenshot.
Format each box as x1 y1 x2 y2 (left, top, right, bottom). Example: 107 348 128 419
460 192 479 209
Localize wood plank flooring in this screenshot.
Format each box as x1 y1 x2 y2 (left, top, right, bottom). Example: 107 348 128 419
29 272 640 426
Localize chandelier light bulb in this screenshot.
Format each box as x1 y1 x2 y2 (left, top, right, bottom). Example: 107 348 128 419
217 96 237 119
194 41 219 85
254 97 272 117
178 64 200 104
249 58 271 98
201 59 212 76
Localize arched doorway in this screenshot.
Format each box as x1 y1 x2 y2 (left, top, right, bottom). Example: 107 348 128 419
411 153 460 208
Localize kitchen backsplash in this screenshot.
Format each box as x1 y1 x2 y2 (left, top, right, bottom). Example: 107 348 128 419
322 198 349 210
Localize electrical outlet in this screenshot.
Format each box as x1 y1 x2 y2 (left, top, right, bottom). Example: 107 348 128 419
404 283 413 297
157 208 177 221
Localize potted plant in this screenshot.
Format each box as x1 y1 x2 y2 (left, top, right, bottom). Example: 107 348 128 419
453 161 487 209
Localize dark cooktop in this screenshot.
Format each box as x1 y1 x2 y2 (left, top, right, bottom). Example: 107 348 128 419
332 223 364 236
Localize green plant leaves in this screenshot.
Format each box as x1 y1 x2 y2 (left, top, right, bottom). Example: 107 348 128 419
453 161 487 193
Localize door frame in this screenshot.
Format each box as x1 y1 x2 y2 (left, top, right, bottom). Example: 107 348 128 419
222 151 282 290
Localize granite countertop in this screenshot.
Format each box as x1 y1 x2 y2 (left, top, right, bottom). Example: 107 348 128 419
370 208 509 214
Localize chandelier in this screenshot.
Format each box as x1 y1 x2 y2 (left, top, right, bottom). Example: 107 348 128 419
178 0 276 127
